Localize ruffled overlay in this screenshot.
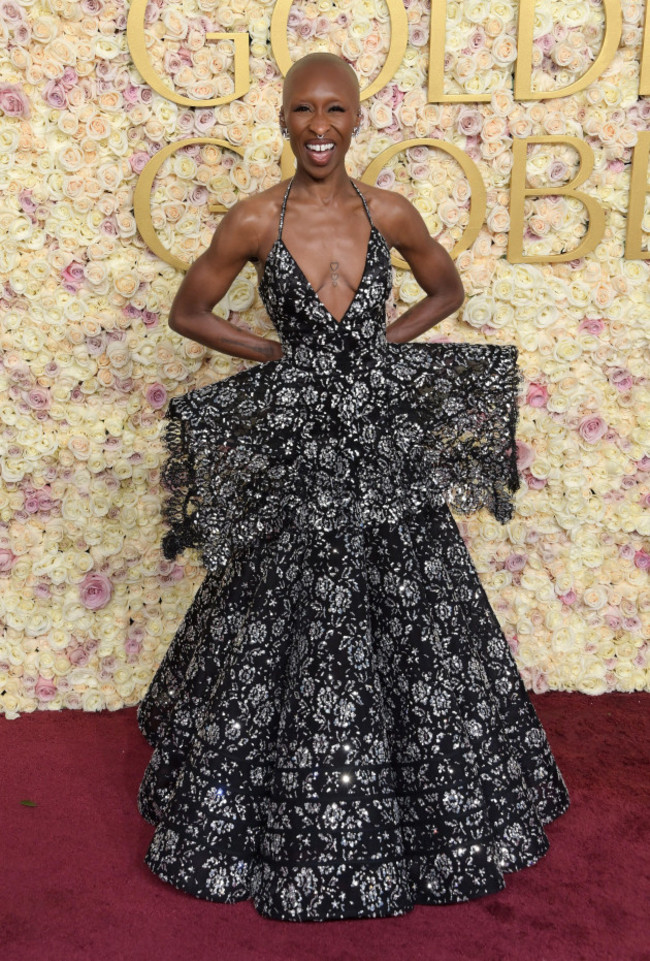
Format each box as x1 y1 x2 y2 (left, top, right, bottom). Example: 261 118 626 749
159 341 524 577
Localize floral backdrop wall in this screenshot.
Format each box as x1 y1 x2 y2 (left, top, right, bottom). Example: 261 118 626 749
0 0 648 719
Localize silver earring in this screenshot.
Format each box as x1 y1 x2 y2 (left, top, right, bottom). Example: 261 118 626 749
280 119 289 138
353 123 361 137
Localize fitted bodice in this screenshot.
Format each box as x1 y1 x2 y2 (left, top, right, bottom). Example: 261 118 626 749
259 178 393 372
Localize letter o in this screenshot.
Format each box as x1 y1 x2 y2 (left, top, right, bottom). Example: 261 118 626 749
361 139 487 267
133 138 244 271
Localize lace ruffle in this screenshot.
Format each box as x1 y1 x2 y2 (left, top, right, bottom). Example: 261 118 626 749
389 342 524 524
159 343 525 573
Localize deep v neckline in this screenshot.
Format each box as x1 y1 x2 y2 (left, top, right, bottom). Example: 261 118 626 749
264 177 376 326
277 226 375 326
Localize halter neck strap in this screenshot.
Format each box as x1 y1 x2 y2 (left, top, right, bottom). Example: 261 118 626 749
278 178 293 239
277 177 374 240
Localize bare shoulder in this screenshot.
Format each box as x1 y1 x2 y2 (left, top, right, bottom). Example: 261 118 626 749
207 179 288 262
352 180 423 249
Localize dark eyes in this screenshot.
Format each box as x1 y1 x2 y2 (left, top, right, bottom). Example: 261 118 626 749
293 105 346 112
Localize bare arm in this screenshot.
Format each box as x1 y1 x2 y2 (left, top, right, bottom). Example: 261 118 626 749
168 199 283 363
381 193 465 343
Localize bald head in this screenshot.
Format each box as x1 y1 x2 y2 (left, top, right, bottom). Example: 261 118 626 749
282 53 360 111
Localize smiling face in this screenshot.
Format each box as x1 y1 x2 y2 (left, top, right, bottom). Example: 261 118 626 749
280 54 361 176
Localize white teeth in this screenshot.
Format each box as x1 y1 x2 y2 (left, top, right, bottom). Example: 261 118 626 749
307 143 334 153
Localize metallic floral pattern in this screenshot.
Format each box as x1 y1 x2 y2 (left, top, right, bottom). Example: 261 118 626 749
137 179 570 921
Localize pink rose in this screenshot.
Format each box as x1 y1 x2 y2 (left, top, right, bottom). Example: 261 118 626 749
146 382 167 409
13 22 30 44
160 560 185 584
19 190 36 214
129 150 150 174
297 20 315 39
35 676 57 702
376 169 395 189
23 489 39 513
42 80 67 109
516 440 536 469
124 637 142 655
0 82 30 118
1 2 25 23
535 33 555 55
469 29 486 50
177 111 194 136
578 317 604 336
409 162 429 182
62 262 84 292
0 548 16 572
409 24 428 46
69 645 89 666
634 550 650 571
26 387 50 410
85 336 104 356
163 50 184 74
456 108 483 137
505 553 527 572
37 486 54 510
637 455 650 472
195 109 216 134
123 84 140 105
79 571 113 610
578 415 607 444
547 160 568 182
100 217 117 236
188 184 208 205
608 367 633 391
60 67 78 90
559 590 577 605
526 383 548 407
142 310 159 328
526 475 546 489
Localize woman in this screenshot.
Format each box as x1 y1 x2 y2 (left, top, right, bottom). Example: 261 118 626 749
137 52 570 922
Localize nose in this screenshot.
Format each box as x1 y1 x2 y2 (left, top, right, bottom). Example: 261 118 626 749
308 109 330 136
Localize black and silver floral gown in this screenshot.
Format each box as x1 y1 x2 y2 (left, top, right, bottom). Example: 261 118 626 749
136 177 570 922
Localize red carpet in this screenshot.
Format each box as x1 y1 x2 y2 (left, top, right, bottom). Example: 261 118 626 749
2 692 648 961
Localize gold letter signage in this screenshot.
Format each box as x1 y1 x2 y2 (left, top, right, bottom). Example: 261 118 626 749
127 0 250 106
508 137 606 263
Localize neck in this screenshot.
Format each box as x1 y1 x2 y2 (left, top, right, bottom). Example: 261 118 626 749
291 168 354 205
